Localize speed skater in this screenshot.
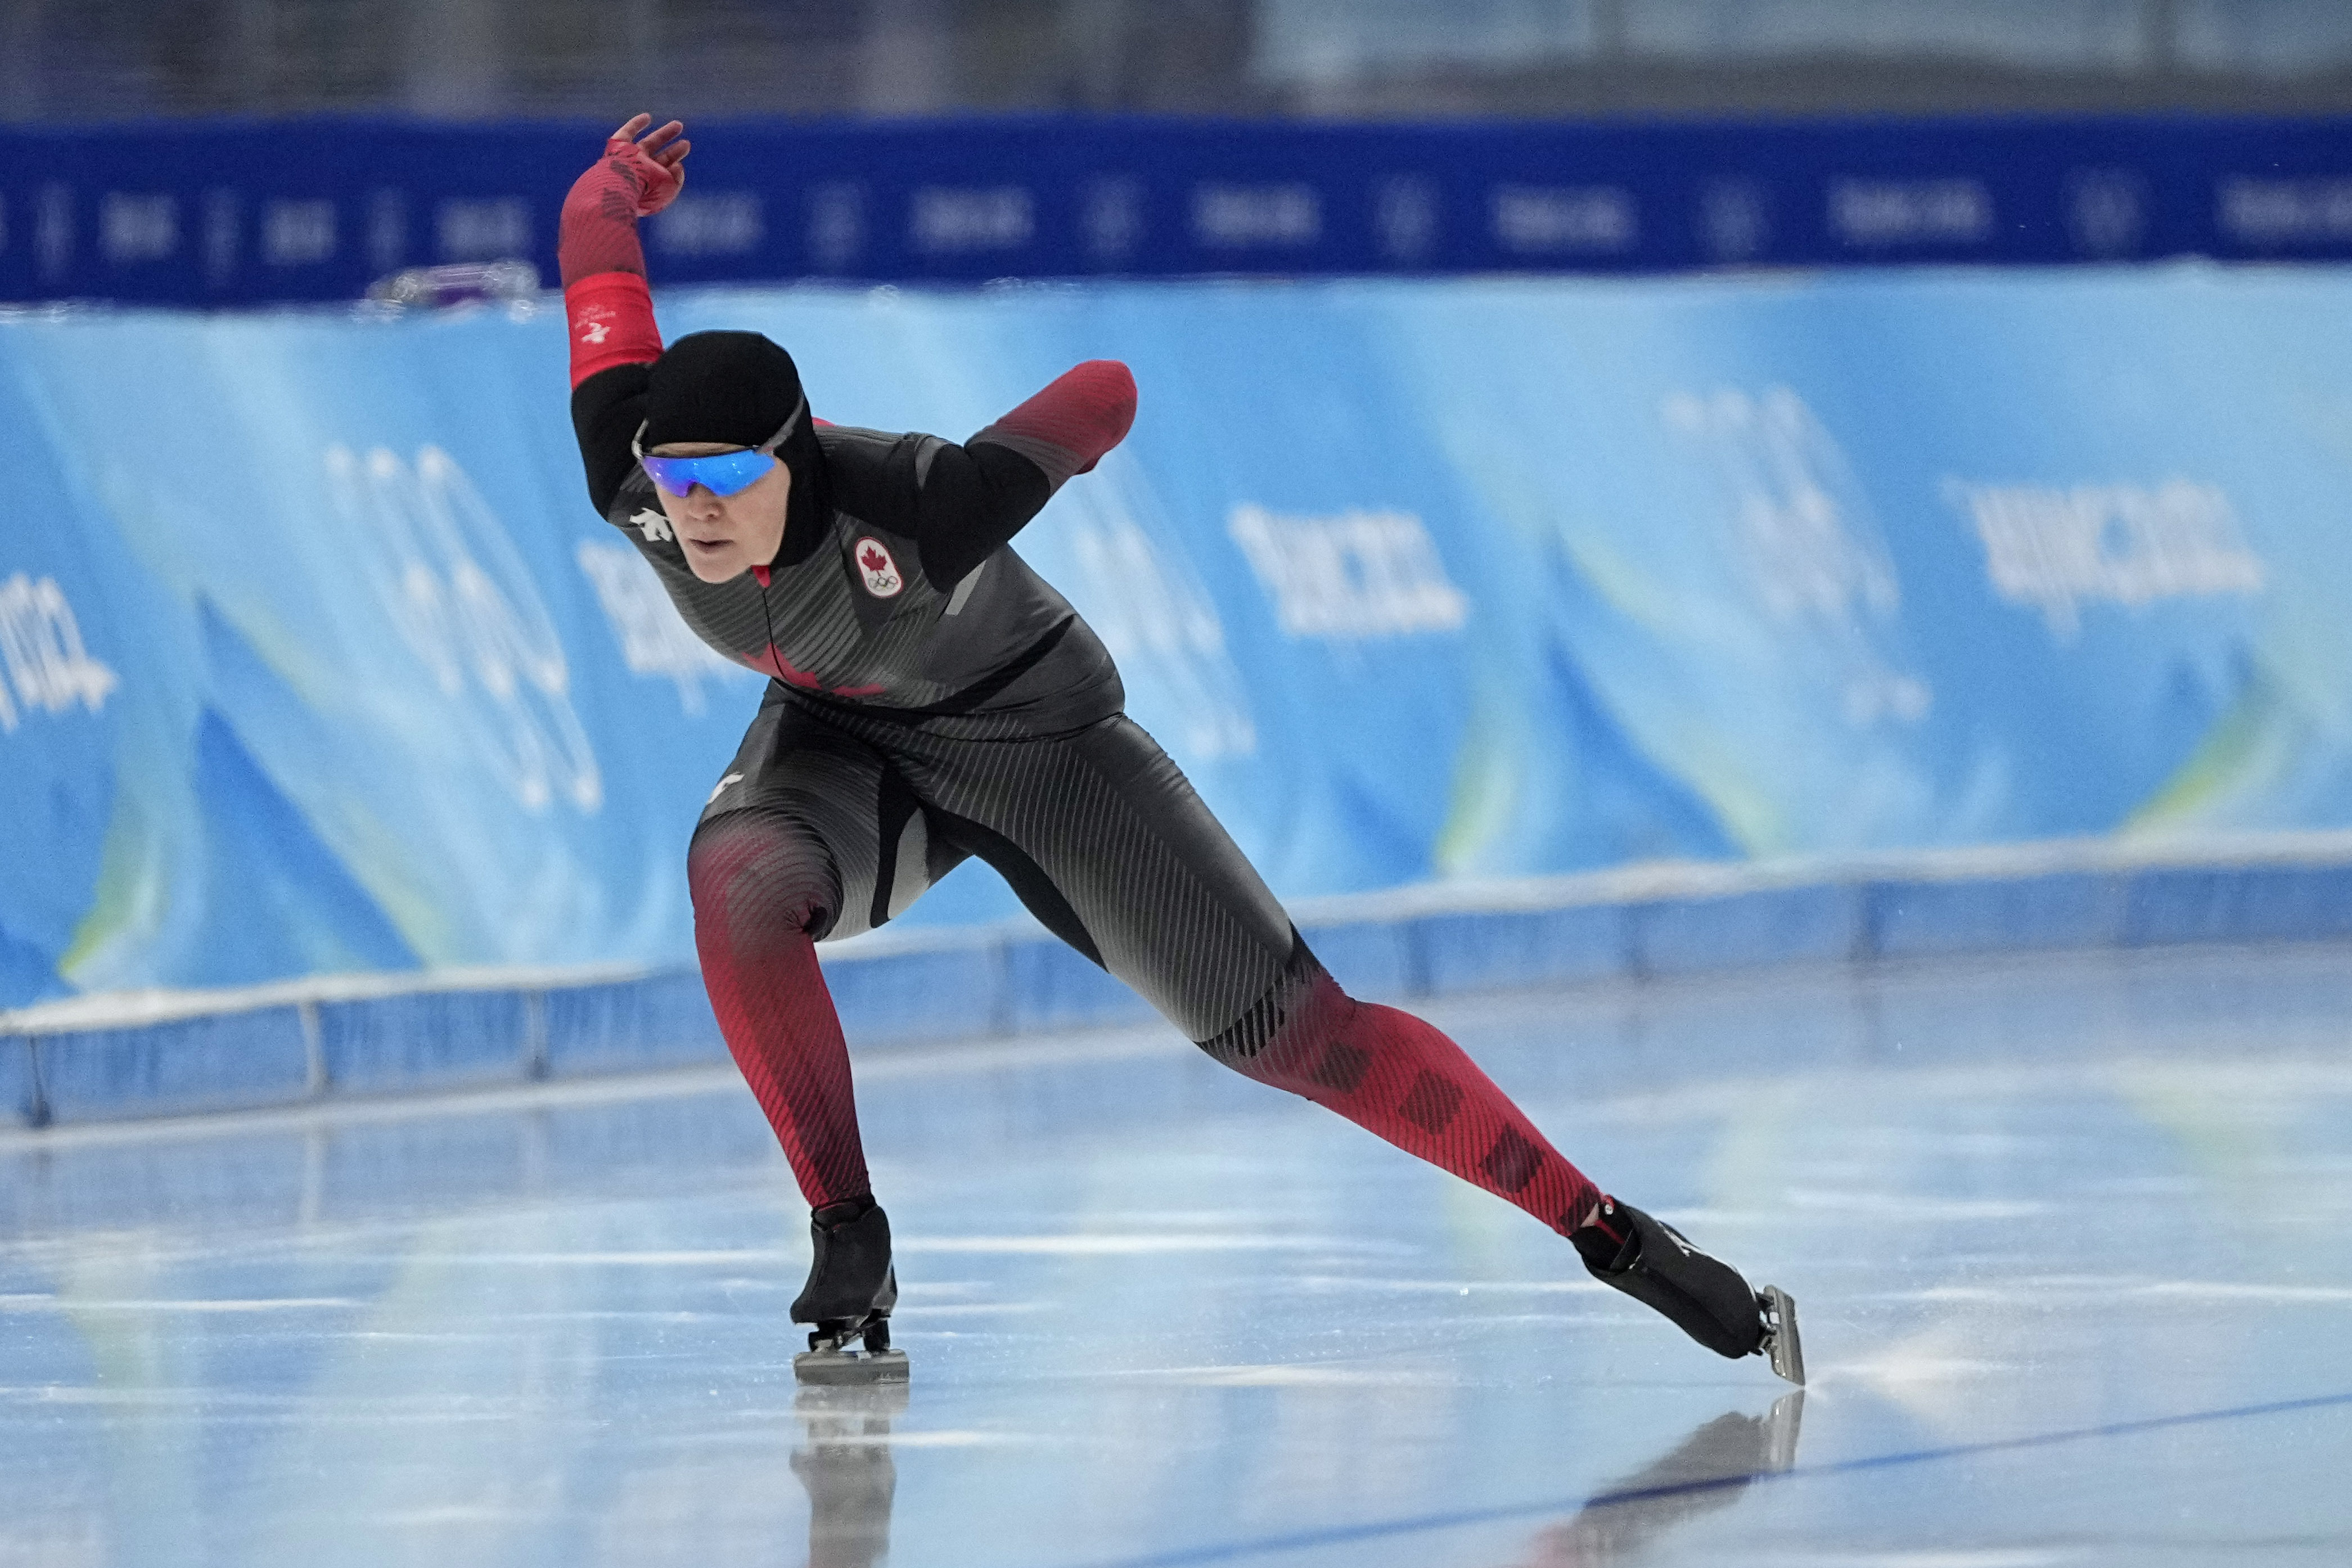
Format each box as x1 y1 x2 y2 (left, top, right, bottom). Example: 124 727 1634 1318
557 115 1801 1387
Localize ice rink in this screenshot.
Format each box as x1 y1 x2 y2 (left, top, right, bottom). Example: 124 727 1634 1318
5 945 2350 1567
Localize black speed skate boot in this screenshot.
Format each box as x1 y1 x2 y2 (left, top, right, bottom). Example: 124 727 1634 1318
1572 1198 1804 1385
791 1196 908 1386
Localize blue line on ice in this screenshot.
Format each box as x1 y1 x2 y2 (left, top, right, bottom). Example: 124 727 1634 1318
1058 1389 2352 1568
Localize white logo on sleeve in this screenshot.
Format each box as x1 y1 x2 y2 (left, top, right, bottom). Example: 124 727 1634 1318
629 508 674 543
853 537 904 598
708 771 744 805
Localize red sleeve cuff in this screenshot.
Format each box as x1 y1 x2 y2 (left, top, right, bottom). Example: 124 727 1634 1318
564 272 664 388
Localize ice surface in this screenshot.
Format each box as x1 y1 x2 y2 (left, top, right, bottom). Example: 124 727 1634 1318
4 946 2351 1566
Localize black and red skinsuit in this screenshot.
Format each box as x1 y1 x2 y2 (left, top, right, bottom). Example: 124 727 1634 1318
558 133 1607 1249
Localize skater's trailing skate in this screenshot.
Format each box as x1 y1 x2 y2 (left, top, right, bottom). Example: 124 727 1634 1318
1572 1199 1804 1384
792 1197 908 1385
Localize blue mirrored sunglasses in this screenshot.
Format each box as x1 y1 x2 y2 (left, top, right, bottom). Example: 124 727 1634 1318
633 399 805 498
639 447 776 498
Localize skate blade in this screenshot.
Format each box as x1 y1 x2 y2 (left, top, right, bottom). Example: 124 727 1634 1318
794 1348 909 1386
1759 1286 1805 1386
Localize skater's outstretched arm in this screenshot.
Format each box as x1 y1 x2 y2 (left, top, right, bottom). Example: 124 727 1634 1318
910 361 1139 587
560 114 691 514
817 359 1139 590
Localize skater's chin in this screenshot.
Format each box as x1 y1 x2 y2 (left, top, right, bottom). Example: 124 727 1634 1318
682 537 747 581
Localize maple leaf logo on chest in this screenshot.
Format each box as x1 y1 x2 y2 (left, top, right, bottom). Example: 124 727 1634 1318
853 536 904 599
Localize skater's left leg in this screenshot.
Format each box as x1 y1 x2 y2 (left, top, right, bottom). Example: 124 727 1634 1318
1200 941 1603 1237
894 714 1796 1376
899 714 1601 1236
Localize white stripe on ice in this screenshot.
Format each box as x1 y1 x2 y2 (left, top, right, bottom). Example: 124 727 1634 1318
381 1251 796 1265
786 1430 1030 1449
0 1295 356 1312
1783 1191 2051 1220
320 1237 1398 1263
2137 1281 2352 1302
1122 1363 1457 1386
1292 1275 1610 1294
1792 1554 2074 1567
894 1234 1415 1255
1865 1279 2352 1303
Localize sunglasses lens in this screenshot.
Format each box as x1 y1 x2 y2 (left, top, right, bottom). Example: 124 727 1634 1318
641 450 777 497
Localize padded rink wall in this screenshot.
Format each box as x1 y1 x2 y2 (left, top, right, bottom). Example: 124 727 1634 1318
10 265 2352 1121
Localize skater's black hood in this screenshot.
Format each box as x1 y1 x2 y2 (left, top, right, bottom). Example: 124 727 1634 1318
640 330 830 560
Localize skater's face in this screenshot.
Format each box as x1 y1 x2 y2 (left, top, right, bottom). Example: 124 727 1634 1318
648 441 792 583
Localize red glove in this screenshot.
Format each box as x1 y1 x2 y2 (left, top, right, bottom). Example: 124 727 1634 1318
558 115 690 286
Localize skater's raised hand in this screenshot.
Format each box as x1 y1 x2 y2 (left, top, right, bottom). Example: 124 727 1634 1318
594 113 692 218
560 112 691 285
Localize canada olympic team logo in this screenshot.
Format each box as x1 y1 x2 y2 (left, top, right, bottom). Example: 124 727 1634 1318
854 537 904 598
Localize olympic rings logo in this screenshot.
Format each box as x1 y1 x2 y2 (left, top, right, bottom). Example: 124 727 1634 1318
324 444 603 814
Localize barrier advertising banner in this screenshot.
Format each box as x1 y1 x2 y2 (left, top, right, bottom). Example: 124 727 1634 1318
6 264 2352 1004
6 116 2352 306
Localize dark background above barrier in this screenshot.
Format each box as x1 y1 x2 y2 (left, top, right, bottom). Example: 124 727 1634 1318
4 114 2352 305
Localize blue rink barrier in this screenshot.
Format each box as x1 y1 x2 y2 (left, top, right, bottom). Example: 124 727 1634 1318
6 114 2352 305
9 837 2352 1129
22 267 2352 1011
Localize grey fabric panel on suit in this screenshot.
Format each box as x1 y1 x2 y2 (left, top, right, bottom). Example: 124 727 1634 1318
697 687 1296 1042
699 701 934 944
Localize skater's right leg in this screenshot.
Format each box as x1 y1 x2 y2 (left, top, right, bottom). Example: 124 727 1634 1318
688 695 961 1211
688 807 870 1207
691 696 967 1377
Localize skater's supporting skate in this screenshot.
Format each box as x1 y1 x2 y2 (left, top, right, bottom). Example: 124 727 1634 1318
791 1198 907 1385
557 113 1799 1381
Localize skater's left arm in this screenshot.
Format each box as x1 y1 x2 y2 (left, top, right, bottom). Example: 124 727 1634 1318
912 360 1137 587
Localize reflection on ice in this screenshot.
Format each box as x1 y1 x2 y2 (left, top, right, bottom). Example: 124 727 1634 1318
1511 1393 1803 1567
793 1383 909 1568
